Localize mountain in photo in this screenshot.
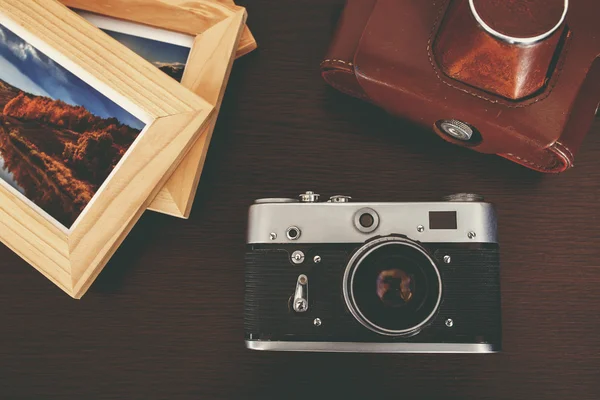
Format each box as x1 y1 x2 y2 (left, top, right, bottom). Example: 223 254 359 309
0 27 144 131
0 79 141 227
153 61 186 82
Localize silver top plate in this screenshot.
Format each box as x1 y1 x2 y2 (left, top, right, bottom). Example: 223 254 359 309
247 202 497 244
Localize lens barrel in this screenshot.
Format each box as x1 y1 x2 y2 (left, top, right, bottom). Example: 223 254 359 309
343 236 442 336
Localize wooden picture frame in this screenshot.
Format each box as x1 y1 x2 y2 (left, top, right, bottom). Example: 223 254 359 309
61 0 256 218
0 0 214 298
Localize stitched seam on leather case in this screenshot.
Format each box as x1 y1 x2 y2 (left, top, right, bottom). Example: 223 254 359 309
504 147 572 172
426 1 572 109
554 140 575 161
504 153 555 171
321 59 368 99
504 140 574 172
551 141 574 169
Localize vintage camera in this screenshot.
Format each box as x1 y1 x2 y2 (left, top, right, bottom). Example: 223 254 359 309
245 192 501 353
322 0 600 173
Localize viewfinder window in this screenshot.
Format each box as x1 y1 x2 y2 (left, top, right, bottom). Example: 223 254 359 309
429 211 457 230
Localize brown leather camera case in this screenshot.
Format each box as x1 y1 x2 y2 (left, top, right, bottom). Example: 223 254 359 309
321 0 600 173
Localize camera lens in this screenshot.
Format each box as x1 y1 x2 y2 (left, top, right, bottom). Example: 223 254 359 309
376 268 415 307
343 237 442 336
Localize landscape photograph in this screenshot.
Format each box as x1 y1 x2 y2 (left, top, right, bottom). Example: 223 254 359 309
0 24 145 228
102 29 191 82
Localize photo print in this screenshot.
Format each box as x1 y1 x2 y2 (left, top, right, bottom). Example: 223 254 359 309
102 30 191 82
76 11 194 83
0 24 145 228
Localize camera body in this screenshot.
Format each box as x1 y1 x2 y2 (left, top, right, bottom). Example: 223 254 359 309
322 0 600 173
245 192 502 353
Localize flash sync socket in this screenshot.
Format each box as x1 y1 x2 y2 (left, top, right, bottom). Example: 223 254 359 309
286 226 301 240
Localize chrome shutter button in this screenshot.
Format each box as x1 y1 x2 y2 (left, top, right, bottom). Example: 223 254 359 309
329 195 352 203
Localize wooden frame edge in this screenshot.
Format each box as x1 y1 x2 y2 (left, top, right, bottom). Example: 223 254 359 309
0 0 216 298
0 183 71 293
60 0 257 59
148 10 247 217
236 24 257 58
59 0 252 218
68 110 212 295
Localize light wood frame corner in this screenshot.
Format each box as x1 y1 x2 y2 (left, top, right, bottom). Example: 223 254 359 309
61 0 254 218
0 0 214 297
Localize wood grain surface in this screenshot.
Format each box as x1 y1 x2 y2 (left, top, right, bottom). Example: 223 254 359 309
1 0 599 398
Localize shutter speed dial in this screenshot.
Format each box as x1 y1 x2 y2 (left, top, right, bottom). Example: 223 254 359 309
299 191 320 203
329 195 352 203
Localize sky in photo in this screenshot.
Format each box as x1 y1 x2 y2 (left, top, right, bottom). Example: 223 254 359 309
0 24 144 130
102 29 191 69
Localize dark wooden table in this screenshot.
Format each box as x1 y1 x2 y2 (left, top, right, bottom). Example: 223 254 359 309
2 0 600 398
